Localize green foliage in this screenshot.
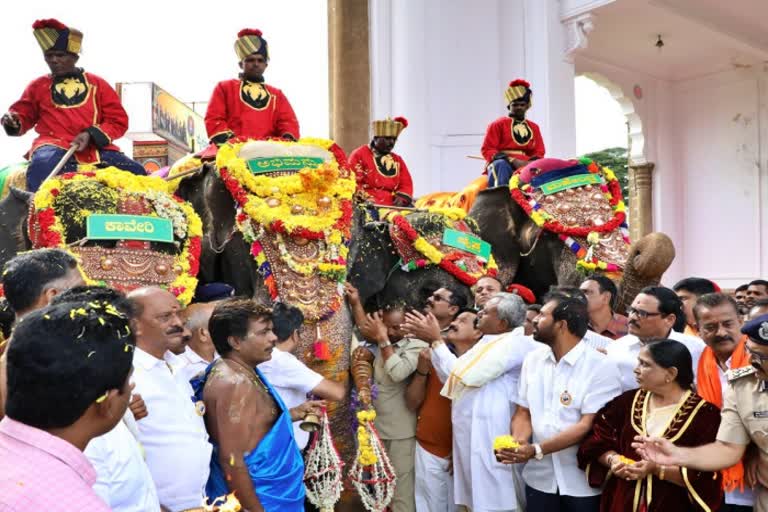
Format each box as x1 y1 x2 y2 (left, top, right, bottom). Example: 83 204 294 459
583 146 630 203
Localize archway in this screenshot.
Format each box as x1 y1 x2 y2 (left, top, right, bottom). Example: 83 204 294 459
575 72 652 240
576 72 646 165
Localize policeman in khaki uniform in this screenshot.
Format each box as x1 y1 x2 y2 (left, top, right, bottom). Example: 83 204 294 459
634 313 768 512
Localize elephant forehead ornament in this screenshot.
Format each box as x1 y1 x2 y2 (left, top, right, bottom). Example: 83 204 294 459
28 169 202 304
510 157 630 276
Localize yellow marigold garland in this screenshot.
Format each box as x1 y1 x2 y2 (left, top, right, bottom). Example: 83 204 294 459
215 140 356 236
355 409 378 465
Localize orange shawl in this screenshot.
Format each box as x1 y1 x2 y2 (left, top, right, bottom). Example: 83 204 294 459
696 335 750 492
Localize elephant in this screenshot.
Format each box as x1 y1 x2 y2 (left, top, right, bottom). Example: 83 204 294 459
0 187 33 271
346 210 478 311
468 186 676 312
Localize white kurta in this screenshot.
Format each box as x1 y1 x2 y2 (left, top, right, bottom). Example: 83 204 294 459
432 329 538 512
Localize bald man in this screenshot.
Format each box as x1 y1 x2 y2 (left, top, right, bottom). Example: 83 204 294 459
127 287 212 511
178 302 219 383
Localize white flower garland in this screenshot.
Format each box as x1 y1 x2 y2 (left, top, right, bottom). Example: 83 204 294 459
303 410 344 510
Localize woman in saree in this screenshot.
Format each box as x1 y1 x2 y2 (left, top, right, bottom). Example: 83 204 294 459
577 339 723 511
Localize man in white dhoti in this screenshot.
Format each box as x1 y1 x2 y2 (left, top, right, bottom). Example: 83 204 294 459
413 292 539 512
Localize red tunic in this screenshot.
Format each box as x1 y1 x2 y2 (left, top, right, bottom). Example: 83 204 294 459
480 116 545 163
348 145 413 206
7 71 128 164
204 79 300 142
577 389 723 512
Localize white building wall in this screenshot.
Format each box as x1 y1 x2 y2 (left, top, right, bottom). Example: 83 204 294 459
670 69 768 288
370 0 576 196
576 54 768 287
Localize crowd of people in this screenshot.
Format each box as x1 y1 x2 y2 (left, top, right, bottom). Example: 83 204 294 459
3 14 768 512
1 245 768 512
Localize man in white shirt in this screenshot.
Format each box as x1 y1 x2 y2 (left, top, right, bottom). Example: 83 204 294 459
501 293 622 511
258 302 345 449
51 286 160 512
127 287 212 512
178 302 219 383
606 286 705 392
419 292 538 512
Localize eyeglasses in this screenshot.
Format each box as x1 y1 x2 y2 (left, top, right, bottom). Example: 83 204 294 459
431 295 449 303
627 307 663 320
746 345 768 362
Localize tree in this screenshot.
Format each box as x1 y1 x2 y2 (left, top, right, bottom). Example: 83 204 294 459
583 146 629 203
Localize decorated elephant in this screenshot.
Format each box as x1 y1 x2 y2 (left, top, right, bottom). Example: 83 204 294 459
347 208 497 311
468 157 675 310
0 169 203 305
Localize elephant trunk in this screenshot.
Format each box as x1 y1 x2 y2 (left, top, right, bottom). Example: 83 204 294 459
616 232 676 314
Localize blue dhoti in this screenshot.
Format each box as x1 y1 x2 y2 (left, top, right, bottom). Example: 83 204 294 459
193 366 305 512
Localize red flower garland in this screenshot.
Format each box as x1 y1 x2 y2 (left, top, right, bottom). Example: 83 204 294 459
392 215 497 286
509 162 626 238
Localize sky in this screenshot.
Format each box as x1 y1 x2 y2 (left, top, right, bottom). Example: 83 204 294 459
0 0 329 162
575 75 629 155
0 3 626 163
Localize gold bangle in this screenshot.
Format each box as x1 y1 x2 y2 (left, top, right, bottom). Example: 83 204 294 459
659 465 666 481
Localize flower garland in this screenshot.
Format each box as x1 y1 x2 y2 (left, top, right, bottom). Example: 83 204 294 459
303 408 344 510
349 408 396 512
216 140 355 238
390 214 498 286
217 138 355 321
508 159 627 238
31 169 202 305
356 409 378 465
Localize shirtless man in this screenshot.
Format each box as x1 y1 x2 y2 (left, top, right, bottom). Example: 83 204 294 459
195 298 322 512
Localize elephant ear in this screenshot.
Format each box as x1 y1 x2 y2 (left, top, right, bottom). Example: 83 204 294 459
347 223 397 306
469 187 524 284
8 187 33 205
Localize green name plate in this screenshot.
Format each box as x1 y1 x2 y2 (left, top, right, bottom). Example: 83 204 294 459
442 229 491 260
86 215 174 243
540 173 602 195
246 156 325 174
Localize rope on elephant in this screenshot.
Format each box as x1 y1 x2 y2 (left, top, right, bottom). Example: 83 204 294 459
207 225 237 254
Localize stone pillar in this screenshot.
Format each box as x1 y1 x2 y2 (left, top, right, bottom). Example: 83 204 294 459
628 162 655 241
328 0 370 154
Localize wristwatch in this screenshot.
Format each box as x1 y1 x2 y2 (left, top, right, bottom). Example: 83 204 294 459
379 340 392 348
533 443 544 460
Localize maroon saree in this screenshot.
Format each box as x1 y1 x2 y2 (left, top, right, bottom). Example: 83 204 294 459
577 389 723 512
